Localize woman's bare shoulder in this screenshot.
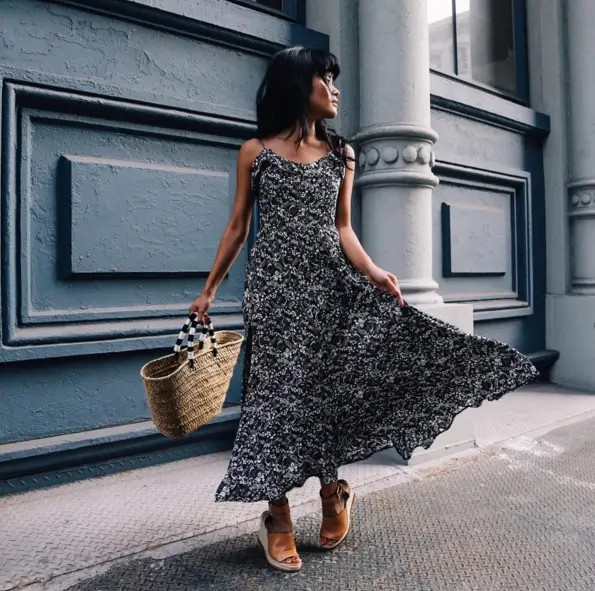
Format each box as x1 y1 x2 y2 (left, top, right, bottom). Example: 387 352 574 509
344 143 355 159
238 138 265 169
342 142 356 171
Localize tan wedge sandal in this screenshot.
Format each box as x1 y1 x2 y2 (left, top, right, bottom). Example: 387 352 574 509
319 479 355 550
257 499 302 572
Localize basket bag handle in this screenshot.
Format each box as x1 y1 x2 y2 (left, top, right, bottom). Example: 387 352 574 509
173 313 217 369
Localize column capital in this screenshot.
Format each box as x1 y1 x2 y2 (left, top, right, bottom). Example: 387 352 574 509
353 124 439 145
353 124 439 189
568 179 595 219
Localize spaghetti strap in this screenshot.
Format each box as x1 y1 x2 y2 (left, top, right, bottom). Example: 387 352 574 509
257 137 267 149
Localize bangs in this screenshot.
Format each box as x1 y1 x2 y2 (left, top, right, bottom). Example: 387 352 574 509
255 45 344 144
312 49 341 80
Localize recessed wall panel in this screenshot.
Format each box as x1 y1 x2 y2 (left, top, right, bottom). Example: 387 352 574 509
66 156 228 276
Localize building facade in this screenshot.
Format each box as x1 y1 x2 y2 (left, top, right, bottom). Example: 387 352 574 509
0 0 585 492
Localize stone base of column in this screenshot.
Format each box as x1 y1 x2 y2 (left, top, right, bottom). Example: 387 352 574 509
394 302 476 465
417 302 475 335
547 294 595 391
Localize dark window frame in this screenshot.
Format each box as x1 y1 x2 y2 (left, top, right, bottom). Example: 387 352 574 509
431 0 529 104
226 0 304 23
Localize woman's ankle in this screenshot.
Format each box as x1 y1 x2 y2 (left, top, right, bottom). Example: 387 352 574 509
269 495 288 507
320 481 339 499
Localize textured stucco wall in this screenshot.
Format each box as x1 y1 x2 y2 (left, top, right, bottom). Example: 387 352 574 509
0 0 557 455
0 0 324 443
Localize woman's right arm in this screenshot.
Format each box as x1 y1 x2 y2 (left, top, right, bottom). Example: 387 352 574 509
189 139 262 321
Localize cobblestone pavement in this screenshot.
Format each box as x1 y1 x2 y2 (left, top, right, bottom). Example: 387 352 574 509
61 414 595 591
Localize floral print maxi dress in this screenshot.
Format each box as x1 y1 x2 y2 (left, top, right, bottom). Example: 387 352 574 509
215 147 539 503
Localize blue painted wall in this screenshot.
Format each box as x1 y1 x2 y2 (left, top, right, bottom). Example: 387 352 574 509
429 75 548 355
0 0 326 445
0 0 547 464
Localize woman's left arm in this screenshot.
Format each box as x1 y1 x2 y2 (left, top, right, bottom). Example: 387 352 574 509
336 144 405 307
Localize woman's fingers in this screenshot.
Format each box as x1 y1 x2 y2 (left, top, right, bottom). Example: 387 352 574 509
386 272 400 294
188 308 204 324
387 272 405 308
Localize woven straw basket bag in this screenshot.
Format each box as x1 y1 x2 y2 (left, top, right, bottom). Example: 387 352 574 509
141 313 243 438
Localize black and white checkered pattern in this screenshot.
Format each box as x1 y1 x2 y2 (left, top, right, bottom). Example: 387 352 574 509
173 315 194 355
186 317 199 368
173 313 218 368
203 315 218 357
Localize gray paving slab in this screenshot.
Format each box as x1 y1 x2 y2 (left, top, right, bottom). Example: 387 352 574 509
2 383 595 591
0 448 407 591
471 381 595 446
61 414 595 591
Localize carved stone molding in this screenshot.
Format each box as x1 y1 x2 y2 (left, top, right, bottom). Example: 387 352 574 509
355 123 439 143
382 146 399 164
402 145 418 163
568 180 595 218
354 129 438 189
417 145 432 165
567 179 595 291
570 191 593 206
0 81 246 362
366 147 380 166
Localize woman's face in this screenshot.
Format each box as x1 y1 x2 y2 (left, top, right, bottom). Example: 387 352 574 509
309 71 340 119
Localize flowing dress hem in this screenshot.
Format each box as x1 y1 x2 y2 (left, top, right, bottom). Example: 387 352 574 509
214 365 539 503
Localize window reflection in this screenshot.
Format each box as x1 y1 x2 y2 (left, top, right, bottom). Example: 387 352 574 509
427 0 455 74
427 0 519 96
457 0 516 94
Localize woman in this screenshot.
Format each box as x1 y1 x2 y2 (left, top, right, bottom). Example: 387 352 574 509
189 46 538 572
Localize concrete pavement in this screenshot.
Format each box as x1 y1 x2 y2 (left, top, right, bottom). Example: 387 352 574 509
64 414 595 590
2 382 595 590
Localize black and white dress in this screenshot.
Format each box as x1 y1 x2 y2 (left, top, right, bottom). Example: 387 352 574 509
215 146 538 503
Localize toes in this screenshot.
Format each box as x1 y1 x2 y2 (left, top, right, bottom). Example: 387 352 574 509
281 556 300 564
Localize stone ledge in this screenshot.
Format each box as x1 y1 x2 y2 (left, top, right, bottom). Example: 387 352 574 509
0 407 241 495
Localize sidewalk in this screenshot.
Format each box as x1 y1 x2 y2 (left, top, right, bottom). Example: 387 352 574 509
2 382 595 591
66 412 595 591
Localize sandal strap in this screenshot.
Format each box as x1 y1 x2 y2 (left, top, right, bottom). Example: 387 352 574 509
320 485 339 500
263 514 299 563
321 511 349 541
268 531 299 563
320 481 351 518
268 499 291 517
264 512 293 534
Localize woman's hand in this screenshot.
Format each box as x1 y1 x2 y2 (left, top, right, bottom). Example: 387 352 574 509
189 292 214 324
366 265 405 307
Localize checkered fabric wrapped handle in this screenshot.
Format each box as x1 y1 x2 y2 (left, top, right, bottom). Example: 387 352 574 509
173 313 218 369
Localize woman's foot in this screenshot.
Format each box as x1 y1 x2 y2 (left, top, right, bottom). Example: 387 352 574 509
319 480 355 550
258 497 302 572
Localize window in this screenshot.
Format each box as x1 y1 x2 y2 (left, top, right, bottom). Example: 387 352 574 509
427 0 528 99
228 0 304 22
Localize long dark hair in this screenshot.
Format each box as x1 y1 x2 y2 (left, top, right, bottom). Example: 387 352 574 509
256 46 351 163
